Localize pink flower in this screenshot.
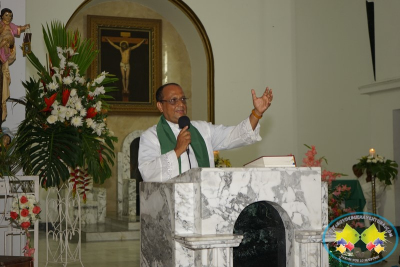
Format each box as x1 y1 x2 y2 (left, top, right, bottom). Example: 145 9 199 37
332 191 341 197
302 145 323 167
341 185 351 191
23 247 35 257
321 170 341 185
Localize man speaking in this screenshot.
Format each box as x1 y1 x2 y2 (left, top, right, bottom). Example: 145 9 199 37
138 83 273 182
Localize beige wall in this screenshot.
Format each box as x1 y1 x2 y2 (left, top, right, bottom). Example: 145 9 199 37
22 0 400 223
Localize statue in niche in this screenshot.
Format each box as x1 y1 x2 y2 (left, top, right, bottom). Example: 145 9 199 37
0 8 30 130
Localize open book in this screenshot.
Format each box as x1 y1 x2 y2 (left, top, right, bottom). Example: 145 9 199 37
244 155 296 168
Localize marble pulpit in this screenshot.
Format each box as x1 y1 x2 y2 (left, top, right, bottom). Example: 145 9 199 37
140 167 329 267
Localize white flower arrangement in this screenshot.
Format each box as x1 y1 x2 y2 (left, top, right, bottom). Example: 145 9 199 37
16 21 118 189
40 48 110 137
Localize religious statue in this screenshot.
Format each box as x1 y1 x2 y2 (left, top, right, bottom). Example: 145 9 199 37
0 8 30 130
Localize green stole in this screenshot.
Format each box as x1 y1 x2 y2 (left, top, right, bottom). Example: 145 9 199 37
156 114 210 174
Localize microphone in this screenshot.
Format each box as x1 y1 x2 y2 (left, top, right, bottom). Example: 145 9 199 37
178 116 190 129
178 116 191 169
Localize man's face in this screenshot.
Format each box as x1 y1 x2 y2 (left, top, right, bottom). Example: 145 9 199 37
157 84 187 124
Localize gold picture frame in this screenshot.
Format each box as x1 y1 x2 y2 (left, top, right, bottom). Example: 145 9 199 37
87 15 162 114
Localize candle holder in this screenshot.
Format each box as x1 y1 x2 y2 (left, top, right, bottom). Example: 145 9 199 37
371 174 377 215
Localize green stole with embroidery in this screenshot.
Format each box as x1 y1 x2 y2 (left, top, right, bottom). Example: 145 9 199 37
156 114 210 174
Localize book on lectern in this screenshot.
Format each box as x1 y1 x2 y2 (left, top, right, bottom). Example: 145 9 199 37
244 155 296 168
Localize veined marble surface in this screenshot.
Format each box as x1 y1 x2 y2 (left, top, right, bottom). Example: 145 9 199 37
118 130 142 217
72 187 107 225
141 167 328 267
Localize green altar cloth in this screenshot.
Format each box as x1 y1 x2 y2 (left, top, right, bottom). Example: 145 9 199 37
331 179 366 213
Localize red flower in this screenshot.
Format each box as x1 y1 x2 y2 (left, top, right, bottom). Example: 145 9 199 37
86 107 97 119
20 196 28 204
71 30 78 50
20 209 29 217
20 222 31 229
62 89 70 106
32 206 41 215
10 211 18 220
98 147 104 165
41 93 58 112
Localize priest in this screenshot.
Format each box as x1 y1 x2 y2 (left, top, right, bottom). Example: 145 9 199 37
138 82 273 182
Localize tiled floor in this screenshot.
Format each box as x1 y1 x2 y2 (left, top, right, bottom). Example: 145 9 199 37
36 229 399 267
37 230 140 267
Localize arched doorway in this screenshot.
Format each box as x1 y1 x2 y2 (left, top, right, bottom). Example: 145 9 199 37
233 201 286 267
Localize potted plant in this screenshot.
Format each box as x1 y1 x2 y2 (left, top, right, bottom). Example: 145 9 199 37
14 21 118 196
12 21 118 265
355 152 398 185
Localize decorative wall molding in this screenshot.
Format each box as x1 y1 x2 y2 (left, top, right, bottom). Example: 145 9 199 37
359 77 400 95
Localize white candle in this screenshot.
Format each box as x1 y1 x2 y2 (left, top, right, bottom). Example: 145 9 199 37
369 148 375 157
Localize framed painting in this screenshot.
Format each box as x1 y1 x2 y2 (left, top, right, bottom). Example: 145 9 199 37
87 15 162 114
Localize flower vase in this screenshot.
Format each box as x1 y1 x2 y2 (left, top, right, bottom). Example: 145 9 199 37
45 182 83 266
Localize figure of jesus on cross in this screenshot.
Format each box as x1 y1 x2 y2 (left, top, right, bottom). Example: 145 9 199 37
106 37 145 95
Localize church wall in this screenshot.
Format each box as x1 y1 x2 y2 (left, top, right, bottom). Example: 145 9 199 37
185 0 297 166
295 0 400 224
365 0 400 226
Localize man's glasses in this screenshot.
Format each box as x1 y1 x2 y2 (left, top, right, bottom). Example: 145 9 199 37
160 97 188 105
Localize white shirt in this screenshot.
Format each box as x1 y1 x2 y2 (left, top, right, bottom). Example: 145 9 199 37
138 117 262 182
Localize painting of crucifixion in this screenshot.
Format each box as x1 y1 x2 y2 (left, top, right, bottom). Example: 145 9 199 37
87 15 162 114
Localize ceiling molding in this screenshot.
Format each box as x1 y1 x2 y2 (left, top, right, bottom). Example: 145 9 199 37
359 77 400 95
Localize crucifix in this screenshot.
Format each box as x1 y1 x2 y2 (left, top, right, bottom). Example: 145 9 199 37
103 33 147 102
